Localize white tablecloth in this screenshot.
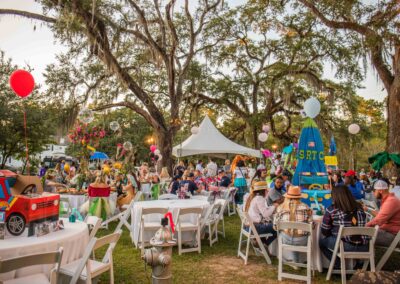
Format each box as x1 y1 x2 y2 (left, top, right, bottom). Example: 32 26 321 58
60 194 88 209
131 199 209 246
0 218 89 281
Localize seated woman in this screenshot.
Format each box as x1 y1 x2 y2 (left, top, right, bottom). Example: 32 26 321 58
320 185 369 269
244 181 279 247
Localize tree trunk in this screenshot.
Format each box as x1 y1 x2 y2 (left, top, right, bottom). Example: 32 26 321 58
252 124 259 149
157 129 175 175
385 74 400 178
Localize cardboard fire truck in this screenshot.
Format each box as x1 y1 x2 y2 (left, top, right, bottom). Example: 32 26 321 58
0 170 60 236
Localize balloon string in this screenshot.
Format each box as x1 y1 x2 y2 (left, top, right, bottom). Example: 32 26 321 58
23 108 29 175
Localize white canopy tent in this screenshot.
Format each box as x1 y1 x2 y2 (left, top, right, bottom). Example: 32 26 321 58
172 116 262 158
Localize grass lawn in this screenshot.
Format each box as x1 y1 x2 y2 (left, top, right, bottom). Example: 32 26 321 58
96 214 399 283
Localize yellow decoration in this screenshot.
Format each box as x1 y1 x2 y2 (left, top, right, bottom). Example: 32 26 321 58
302 193 308 199
324 194 332 199
87 145 96 152
114 162 122 170
103 166 111 175
81 139 86 145
325 156 338 166
309 184 323 190
64 163 70 173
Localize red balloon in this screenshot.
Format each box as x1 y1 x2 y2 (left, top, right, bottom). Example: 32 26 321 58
9 70 35 98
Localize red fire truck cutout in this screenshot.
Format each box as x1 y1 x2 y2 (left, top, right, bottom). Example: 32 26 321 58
0 171 59 236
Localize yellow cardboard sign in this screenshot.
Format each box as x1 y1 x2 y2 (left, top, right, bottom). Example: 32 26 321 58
325 156 338 166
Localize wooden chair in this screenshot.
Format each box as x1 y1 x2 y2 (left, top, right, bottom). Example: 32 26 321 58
0 247 63 284
276 221 313 284
59 230 122 284
376 230 400 271
176 207 203 255
326 225 378 284
140 207 169 254
237 206 272 265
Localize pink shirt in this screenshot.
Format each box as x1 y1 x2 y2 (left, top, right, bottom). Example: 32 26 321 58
367 193 400 234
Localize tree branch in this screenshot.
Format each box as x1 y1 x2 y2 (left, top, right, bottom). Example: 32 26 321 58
0 9 56 23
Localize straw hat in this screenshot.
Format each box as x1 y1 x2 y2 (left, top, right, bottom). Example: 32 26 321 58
285 185 302 199
252 181 268 192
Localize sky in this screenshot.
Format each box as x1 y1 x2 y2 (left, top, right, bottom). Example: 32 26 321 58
0 0 386 101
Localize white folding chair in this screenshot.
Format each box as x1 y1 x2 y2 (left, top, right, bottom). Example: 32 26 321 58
214 198 228 238
176 207 203 255
237 206 272 265
376 230 400 271
227 187 238 216
140 207 169 254
84 216 102 240
158 194 179 200
60 230 122 284
0 247 63 284
276 221 313 284
201 202 223 247
326 225 378 283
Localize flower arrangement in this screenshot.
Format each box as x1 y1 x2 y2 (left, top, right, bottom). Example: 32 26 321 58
68 122 106 147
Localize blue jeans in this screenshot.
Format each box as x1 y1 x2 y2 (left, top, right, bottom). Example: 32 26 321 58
252 223 277 246
281 233 308 262
319 236 368 268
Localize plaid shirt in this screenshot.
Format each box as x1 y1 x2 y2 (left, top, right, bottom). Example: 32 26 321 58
274 200 312 236
321 205 369 245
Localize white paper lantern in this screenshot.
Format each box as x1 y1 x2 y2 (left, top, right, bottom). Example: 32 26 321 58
158 154 163 161
262 124 270 133
78 108 94 124
110 121 120 132
191 126 199 134
258 132 268 142
348 123 360 135
303 97 321 118
154 149 161 156
123 141 133 151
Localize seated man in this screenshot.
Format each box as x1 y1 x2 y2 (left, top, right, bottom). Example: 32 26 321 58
180 173 201 195
267 176 286 206
366 180 400 247
274 186 313 262
217 169 231 188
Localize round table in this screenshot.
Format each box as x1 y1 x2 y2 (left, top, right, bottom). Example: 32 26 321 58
0 218 89 281
130 199 209 246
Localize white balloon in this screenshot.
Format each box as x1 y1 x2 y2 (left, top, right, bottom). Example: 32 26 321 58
110 121 120 131
78 108 94 124
191 126 199 134
258 132 268 142
303 97 321 118
348 123 360 135
262 124 270 133
123 141 133 151
154 149 161 156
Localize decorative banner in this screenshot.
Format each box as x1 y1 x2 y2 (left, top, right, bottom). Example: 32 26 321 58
292 118 327 186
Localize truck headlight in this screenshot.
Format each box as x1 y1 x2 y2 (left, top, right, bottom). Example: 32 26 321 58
54 199 59 206
31 203 37 210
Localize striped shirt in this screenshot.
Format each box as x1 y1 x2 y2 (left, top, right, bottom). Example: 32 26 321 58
321 205 369 245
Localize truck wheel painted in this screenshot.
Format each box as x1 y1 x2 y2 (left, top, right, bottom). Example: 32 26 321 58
6 213 26 236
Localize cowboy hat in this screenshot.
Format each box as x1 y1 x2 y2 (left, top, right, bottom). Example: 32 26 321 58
285 185 302 199
252 181 268 192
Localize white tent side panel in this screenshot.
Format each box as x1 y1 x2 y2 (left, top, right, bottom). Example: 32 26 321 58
172 116 262 158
